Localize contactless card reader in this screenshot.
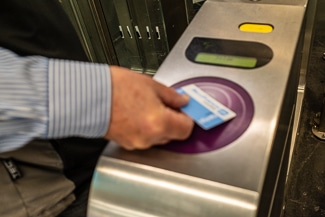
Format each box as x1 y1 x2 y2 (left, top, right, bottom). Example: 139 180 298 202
88 1 311 217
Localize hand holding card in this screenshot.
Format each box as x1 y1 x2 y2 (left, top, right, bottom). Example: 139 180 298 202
176 84 236 130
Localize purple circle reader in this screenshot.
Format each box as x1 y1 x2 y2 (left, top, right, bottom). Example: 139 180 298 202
162 77 254 154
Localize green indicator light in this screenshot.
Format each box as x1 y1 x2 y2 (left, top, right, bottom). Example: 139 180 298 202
195 53 257 68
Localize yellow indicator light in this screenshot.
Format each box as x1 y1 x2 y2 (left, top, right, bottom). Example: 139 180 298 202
239 23 273 33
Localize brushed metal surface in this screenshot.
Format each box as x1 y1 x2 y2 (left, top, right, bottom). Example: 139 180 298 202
113 0 305 192
88 1 308 217
89 157 258 217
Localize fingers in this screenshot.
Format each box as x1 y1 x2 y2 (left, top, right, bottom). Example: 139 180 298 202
155 84 194 141
116 108 193 150
155 82 190 109
106 67 194 150
162 107 194 141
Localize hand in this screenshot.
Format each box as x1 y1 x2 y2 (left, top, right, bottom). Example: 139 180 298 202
104 66 194 150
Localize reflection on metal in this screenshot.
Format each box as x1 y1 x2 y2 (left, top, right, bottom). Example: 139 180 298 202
88 1 313 217
89 157 258 217
60 0 118 64
60 0 195 74
288 0 317 176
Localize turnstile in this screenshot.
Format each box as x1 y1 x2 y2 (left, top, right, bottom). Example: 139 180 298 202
88 1 315 216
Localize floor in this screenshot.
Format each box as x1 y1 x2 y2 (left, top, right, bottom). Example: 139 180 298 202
283 1 325 216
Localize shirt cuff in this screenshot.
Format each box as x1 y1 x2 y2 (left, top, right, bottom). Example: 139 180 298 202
46 59 111 138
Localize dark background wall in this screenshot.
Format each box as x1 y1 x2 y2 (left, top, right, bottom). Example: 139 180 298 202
284 1 325 216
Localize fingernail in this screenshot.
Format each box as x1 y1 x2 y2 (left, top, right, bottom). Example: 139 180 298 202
181 94 190 102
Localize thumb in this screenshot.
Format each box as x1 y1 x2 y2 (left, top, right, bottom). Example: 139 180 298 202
156 83 190 109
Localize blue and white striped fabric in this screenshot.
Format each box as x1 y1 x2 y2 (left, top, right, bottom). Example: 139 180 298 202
0 47 111 153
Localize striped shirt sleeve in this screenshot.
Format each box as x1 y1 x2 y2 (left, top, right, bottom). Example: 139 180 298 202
47 59 111 138
0 47 111 153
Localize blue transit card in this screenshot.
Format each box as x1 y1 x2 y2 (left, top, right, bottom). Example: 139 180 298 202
177 84 236 130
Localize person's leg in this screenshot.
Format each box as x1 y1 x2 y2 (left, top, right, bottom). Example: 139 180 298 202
52 138 107 217
57 185 90 217
0 140 76 217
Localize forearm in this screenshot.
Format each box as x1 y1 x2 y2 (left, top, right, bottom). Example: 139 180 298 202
0 47 112 153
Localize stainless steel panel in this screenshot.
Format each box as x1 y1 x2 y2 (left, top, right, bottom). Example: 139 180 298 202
89 157 258 217
63 0 194 74
100 0 144 70
89 1 309 217
60 0 118 64
102 0 192 74
128 1 306 192
120 0 170 74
